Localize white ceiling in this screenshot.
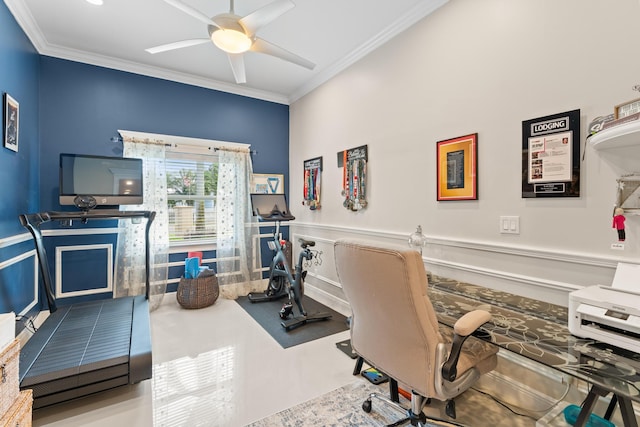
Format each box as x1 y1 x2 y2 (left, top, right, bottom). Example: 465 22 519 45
4 0 447 104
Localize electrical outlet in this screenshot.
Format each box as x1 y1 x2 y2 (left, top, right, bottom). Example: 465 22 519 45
499 216 520 234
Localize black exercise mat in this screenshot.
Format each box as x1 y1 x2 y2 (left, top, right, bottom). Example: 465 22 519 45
236 296 349 348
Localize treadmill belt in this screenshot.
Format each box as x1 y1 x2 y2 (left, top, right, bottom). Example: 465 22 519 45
21 297 134 389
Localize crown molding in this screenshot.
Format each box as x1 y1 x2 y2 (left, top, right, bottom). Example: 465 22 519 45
3 0 289 104
288 0 449 103
3 0 48 51
4 0 448 105
40 44 291 105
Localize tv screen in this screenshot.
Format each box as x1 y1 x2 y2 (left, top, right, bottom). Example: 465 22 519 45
59 153 144 207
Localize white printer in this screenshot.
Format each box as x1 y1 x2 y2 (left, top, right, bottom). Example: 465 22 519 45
568 263 640 354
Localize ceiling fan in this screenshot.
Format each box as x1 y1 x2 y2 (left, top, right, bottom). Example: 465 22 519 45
146 0 315 84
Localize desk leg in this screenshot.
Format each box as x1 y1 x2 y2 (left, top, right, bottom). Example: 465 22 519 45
617 395 638 427
574 386 608 427
576 387 639 427
604 394 617 420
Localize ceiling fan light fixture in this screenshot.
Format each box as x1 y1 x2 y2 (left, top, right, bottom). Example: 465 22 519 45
85 0 104 5
211 29 252 54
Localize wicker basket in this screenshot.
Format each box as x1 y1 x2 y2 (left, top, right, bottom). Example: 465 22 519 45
177 274 219 309
0 389 32 427
0 339 20 417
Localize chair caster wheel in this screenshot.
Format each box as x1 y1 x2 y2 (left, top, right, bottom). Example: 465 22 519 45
362 398 372 413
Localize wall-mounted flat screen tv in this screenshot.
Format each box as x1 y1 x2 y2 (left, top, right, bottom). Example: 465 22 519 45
59 153 144 206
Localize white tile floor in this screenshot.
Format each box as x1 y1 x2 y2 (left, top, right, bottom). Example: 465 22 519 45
32 294 357 427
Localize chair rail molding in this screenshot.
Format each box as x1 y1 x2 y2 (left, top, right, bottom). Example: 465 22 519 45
290 222 626 306
0 250 39 317
292 221 623 268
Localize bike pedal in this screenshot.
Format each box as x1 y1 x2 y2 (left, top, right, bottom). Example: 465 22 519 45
279 302 293 319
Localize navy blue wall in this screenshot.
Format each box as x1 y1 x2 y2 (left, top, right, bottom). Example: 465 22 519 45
37 58 290 300
0 0 290 317
39 56 290 211
0 2 40 233
0 2 40 316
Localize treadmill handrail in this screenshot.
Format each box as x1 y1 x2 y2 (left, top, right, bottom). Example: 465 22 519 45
45 210 154 221
19 210 156 312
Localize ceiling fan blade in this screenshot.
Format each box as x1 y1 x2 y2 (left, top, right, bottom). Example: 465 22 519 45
227 53 246 84
251 37 315 70
163 0 220 29
146 39 210 54
239 0 294 35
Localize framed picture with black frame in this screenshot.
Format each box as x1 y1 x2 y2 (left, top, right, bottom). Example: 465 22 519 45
521 109 580 198
436 133 478 201
3 93 19 152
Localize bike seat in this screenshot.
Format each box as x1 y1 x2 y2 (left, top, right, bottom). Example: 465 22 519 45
299 238 316 248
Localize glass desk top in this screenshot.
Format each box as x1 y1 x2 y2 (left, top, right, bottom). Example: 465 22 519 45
427 276 640 403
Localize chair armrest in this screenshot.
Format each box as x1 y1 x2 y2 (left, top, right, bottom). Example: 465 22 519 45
441 309 492 382
453 310 492 336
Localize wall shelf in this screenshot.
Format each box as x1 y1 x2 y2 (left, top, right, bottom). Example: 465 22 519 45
588 120 640 150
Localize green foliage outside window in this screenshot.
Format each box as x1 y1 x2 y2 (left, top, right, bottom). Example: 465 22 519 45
167 161 218 242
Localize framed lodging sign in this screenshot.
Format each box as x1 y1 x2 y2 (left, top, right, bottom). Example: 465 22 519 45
522 109 580 198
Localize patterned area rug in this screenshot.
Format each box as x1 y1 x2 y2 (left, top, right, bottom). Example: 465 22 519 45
246 380 461 427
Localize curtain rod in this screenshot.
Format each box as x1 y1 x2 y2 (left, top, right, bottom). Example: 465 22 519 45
214 146 258 155
112 135 257 155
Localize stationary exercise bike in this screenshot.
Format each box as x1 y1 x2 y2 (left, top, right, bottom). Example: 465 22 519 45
248 194 332 331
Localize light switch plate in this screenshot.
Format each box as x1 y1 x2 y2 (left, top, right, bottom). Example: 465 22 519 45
499 216 520 234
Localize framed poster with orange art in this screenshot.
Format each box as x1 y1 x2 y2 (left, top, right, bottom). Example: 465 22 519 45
436 133 477 201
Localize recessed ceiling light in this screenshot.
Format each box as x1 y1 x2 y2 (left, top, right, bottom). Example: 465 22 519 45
86 0 104 5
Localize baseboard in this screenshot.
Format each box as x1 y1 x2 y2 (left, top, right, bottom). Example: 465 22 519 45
304 285 352 318
474 350 570 417
477 367 559 417
483 351 640 425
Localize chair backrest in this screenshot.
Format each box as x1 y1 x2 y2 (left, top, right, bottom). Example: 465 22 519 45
334 239 442 398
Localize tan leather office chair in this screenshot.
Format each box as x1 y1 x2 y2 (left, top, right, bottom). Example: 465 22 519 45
334 239 498 426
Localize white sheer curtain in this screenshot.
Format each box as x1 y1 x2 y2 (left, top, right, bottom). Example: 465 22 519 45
114 140 169 311
216 148 262 299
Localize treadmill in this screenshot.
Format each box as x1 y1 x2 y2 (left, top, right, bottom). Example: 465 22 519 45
18 210 155 409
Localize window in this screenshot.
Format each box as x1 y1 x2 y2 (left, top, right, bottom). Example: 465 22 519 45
166 148 218 246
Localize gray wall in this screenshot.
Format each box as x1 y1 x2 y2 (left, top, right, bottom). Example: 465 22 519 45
288 0 640 309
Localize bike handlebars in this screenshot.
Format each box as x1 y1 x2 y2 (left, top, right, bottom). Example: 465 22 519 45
254 208 295 222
